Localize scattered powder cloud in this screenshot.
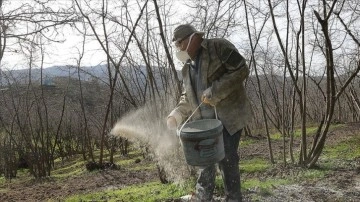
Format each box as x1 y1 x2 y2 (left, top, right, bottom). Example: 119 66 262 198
110 101 194 183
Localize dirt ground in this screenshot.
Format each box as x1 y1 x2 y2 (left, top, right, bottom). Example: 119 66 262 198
0 163 159 201
241 122 360 202
0 123 359 202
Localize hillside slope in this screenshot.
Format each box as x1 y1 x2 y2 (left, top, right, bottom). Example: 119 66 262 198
0 123 359 201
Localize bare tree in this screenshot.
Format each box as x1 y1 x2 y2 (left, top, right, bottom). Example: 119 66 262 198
244 0 274 163
0 0 77 178
306 0 360 167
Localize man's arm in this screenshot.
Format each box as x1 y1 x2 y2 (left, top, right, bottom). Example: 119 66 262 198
203 40 249 105
167 84 192 129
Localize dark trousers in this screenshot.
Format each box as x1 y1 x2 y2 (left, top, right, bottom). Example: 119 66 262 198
195 128 242 201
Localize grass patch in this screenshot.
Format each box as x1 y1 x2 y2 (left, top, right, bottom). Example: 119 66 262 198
291 168 327 182
301 168 326 179
242 178 288 196
241 167 325 200
240 139 256 146
0 176 6 185
52 166 86 179
323 136 360 160
293 126 318 138
112 153 156 171
115 158 134 167
65 181 193 202
130 163 156 171
271 127 319 140
270 124 344 140
214 176 225 195
126 149 144 158
271 132 282 140
241 158 270 173
52 159 86 179
319 135 360 170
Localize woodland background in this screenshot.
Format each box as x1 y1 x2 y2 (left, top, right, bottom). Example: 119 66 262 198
0 0 359 184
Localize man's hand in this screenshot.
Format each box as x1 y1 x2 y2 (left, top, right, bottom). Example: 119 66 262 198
201 87 215 106
166 116 178 130
201 96 213 105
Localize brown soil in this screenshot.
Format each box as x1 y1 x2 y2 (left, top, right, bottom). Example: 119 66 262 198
240 122 360 202
0 159 159 201
0 123 359 202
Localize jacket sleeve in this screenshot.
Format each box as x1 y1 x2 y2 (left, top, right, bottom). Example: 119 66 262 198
206 40 250 105
168 83 192 127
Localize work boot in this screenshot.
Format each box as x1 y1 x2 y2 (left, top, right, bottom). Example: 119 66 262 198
180 194 195 201
180 194 216 202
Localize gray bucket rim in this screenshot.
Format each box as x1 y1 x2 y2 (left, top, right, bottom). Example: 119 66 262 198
181 119 222 132
180 119 223 141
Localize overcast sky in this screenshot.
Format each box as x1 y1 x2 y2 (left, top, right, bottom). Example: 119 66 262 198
1 0 193 70
1 0 359 76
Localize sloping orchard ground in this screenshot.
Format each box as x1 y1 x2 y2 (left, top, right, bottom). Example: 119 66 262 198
0 123 359 201
240 122 360 201
0 151 159 201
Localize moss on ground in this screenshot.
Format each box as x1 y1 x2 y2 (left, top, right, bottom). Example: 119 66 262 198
65 181 192 202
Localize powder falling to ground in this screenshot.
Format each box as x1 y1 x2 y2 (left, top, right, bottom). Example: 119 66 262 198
110 101 193 183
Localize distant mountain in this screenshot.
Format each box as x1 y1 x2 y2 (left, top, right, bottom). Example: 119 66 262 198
0 65 110 85
0 64 179 87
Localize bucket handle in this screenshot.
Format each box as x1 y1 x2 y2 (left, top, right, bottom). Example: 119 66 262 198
177 102 218 136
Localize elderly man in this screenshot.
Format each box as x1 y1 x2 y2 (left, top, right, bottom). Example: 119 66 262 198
166 24 253 202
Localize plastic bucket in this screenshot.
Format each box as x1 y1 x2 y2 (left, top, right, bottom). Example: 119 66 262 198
179 119 225 166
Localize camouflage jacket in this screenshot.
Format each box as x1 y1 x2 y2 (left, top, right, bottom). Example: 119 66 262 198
169 38 253 135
